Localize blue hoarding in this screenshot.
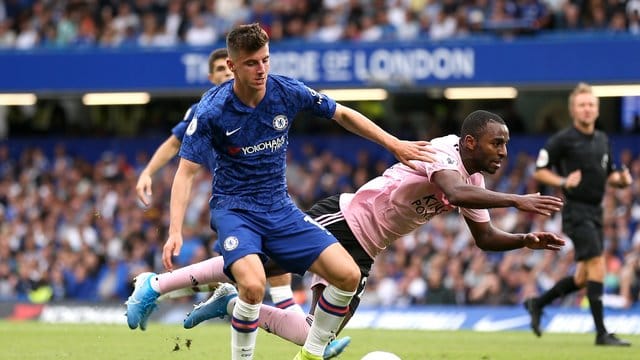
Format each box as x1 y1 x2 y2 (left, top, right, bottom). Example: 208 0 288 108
1 35 639 93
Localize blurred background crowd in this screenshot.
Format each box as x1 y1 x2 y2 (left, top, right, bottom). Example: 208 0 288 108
1 0 639 50
0 139 639 310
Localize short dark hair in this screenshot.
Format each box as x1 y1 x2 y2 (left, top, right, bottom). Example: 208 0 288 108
208 48 228 73
226 23 269 58
460 110 506 138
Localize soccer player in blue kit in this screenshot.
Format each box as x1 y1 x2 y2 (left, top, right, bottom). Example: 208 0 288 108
163 23 434 360
129 47 304 318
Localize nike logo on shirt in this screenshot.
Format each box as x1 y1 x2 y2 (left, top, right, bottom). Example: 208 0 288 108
226 127 242 136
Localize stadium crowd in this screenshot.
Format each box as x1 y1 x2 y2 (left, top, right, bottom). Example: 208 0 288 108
0 140 639 310
0 0 639 50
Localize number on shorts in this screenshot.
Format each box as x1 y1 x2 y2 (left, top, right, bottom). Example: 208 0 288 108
304 215 329 232
356 276 368 299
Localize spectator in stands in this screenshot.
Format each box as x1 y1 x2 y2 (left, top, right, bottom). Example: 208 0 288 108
585 1 609 30
14 15 38 49
425 262 457 305
112 2 140 41
138 12 166 47
557 2 582 30
315 10 343 42
429 8 458 40
608 10 628 33
620 229 640 307
5 0 640 49
518 0 552 31
0 19 15 48
184 13 216 46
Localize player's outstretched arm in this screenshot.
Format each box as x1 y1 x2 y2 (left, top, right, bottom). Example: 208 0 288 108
521 232 565 251
608 166 633 188
433 170 563 216
331 104 436 168
465 218 565 251
163 157 200 271
510 193 564 216
136 135 182 206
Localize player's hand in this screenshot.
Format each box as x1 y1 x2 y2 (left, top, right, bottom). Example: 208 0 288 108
391 139 437 170
515 193 563 216
162 233 183 271
619 165 632 187
523 232 565 251
564 169 581 189
135 173 153 207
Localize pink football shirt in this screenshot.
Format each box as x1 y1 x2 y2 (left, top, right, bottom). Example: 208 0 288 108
340 135 490 259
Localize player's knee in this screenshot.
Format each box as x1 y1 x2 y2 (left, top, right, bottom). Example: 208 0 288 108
339 264 360 292
573 273 587 288
238 282 265 304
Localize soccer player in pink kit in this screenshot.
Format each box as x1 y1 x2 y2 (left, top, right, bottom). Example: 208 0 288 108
174 110 566 352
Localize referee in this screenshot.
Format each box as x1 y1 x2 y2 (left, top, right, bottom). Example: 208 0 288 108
524 83 633 346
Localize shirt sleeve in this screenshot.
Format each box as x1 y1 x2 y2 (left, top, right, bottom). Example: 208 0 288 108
179 103 212 166
535 133 562 171
288 78 337 119
423 144 460 183
171 104 198 141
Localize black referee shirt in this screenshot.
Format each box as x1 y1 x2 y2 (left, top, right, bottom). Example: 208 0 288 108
535 126 614 205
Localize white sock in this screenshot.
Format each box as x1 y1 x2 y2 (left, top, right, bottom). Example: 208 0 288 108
227 297 237 316
304 285 354 356
231 298 261 360
270 285 304 314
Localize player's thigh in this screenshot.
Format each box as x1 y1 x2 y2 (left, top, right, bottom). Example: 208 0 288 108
264 207 337 275
211 209 265 279
308 243 360 290
584 255 606 280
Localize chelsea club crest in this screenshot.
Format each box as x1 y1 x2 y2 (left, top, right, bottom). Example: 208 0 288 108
223 236 239 251
273 115 288 131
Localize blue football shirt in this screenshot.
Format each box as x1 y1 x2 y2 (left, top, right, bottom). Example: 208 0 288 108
180 74 337 212
172 103 217 173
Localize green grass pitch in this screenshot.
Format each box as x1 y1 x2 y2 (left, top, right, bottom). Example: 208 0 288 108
1 321 638 359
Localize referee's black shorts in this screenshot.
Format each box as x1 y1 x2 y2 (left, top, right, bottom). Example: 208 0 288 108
562 202 604 261
305 195 374 278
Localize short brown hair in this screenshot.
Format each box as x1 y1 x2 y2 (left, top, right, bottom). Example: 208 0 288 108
208 48 228 73
226 23 269 59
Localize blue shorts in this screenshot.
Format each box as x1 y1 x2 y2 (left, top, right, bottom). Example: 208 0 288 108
210 204 337 280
